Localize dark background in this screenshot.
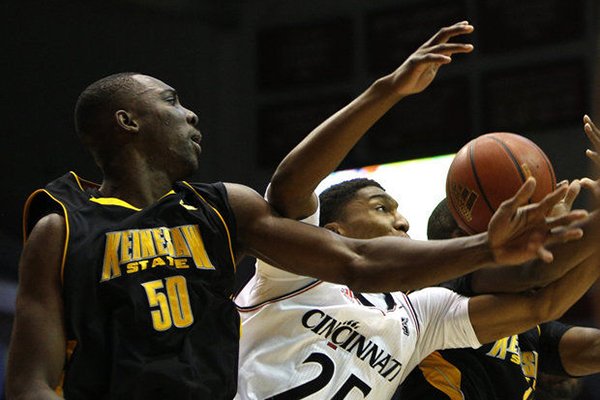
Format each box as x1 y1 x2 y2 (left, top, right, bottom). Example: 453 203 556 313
2 0 599 397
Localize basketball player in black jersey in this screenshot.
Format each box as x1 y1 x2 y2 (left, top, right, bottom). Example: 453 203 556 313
5 22 589 399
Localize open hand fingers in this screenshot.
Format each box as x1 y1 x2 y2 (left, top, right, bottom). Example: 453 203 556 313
535 225 585 263
586 149 600 168
536 246 554 263
563 180 581 209
546 210 588 229
498 177 537 213
533 183 571 215
584 114 600 151
426 21 474 46
422 42 474 57
543 226 585 255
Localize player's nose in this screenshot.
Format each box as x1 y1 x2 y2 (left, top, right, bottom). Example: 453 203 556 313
186 109 198 126
394 213 409 233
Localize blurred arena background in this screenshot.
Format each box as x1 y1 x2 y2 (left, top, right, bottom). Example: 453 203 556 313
2 0 599 397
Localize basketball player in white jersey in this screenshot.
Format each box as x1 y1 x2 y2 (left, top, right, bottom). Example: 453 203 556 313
235 22 600 399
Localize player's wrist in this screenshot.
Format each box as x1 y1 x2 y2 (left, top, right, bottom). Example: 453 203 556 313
468 232 496 267
371 73 408 104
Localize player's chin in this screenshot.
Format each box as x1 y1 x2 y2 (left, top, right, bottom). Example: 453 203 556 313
178 155 201 179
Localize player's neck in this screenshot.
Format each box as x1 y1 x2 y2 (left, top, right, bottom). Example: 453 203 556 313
99 167 174 209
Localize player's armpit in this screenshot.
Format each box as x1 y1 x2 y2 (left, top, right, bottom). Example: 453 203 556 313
6 213 67 400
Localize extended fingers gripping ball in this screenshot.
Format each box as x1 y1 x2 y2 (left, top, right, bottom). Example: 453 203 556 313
446 132 556 234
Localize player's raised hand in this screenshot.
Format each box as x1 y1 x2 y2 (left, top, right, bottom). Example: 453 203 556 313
487 178 588 265
390 21 474 97
584 115 600 169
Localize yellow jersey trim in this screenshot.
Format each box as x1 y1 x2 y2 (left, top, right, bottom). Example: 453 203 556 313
89 197 142 211
89 190 176 211
181 181 237 271
23 189 70 285
418 351 464 400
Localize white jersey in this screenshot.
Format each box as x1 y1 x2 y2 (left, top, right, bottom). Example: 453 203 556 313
236 274 481 399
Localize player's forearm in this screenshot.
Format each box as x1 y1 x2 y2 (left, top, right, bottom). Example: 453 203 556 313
347 233 495 292
532 255 600 325
469 255 599 344
268 76 404 218
245 208 495 292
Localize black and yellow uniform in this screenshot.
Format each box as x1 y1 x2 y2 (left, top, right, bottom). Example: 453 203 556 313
395 275 572 400
24 172 239 399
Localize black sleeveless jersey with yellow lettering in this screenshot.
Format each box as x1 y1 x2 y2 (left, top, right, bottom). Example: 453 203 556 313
24 172 239 399
395 276 572 400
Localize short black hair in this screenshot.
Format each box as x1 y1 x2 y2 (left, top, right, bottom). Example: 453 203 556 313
427 198 461 240
74 72 140 140
319 178 385 227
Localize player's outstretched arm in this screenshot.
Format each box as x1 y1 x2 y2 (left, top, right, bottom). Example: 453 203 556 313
6 214 66 400
268 21 474 219
227 180 585 292
469 251 600 345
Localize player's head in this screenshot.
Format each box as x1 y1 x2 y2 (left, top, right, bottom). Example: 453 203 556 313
427 198 467 240
319 178 409 239
74 73 201 180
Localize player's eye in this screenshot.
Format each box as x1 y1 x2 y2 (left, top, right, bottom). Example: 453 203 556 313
375 205 386 212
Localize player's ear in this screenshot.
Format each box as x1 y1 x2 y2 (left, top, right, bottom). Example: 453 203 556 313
115 110 139 133
324 222 343 235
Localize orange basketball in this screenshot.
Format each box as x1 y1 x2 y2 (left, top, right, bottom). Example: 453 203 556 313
446 132 556 234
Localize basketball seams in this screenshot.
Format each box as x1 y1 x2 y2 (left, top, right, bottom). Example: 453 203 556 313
469 141 496 215
488 136 527 183
530 143 557 193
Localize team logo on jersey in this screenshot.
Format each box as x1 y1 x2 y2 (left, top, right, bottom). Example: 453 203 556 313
486 335 539 396
340 287 358 302
401 317 409 336
301 309 403 382
100 224 216 282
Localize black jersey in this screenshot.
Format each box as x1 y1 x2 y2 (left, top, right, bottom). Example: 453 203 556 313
395 276 572 400
24 172 239 400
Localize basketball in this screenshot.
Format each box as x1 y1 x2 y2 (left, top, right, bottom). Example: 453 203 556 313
446 132 556 234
